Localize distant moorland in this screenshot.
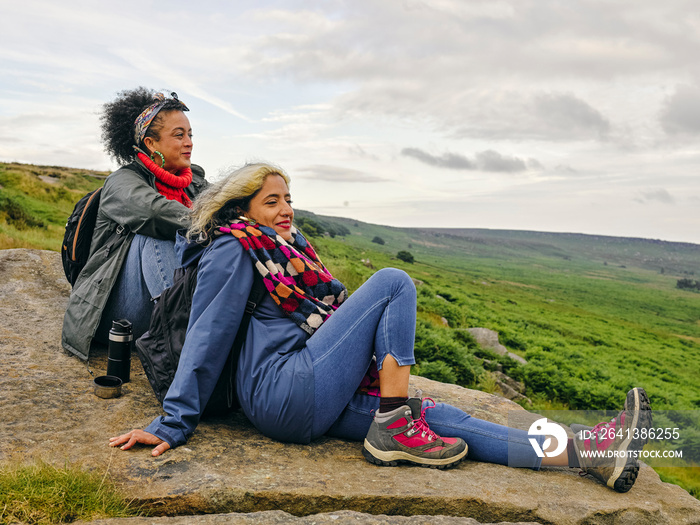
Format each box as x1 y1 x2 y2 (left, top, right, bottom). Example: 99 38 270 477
1 160 698 497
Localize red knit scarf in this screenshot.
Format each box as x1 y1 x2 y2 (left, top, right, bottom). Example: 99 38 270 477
137 152 193 208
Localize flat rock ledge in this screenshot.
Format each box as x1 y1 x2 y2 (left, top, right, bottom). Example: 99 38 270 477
74 510 541 525
1 249 699 525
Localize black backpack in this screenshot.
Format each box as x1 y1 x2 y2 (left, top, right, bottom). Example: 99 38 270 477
135 263 266 418
61 187 103 286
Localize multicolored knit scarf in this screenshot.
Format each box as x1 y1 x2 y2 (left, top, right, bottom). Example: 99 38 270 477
220 220 347 335
137 152 193 208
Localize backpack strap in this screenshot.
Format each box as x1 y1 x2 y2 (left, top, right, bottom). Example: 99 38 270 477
223 272 268 409
103 223 130 256
232 272 266 353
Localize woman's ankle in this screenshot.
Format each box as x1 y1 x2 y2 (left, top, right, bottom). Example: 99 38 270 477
378 396 408 414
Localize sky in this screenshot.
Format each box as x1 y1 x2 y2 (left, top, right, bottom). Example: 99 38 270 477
2 0 700 244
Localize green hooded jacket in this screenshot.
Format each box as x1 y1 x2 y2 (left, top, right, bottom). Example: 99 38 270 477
61 160 208 361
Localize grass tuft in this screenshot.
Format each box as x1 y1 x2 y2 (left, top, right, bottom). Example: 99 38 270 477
0 459 143 524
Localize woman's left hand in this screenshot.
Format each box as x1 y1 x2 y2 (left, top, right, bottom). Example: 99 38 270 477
109 429 171 457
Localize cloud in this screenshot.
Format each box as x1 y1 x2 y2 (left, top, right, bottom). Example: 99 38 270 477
347 144 380 161
243 2 693 83
475 150 528 172
635 189 676 205
401 148 538 173
3 1 700 243
660 84 700 135
527 158 545 170
553 164 580 176
336 86 613 143
296 164 390 183
533 93 610 139
0 105 107 168
234 3 680 143
401 148 474 170
446 92 612 142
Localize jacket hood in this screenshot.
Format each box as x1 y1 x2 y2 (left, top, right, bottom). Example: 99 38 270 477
175 231 206 268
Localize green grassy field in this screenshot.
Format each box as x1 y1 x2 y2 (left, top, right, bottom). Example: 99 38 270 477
2 161 699 499
299 213 700 497
296 210 700 412
0 162 106 251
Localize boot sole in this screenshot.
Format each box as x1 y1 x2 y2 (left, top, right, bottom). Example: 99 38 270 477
625 387 653 448
609 387 653 492
612 462 640 493
362 440 468 469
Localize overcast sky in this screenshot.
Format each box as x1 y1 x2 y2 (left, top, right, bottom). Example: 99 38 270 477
2 1 700 243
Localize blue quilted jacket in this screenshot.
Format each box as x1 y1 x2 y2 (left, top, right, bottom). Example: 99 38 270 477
145 233 315 447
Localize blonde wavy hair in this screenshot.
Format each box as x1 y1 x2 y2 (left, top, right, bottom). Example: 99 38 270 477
187 162 291 242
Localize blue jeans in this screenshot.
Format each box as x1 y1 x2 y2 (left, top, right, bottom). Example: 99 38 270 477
304 268 542 470
96 234 179 343
305 268 417 437
326 394 543 469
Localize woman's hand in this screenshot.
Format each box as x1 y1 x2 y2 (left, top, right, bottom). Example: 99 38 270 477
109 429 171 457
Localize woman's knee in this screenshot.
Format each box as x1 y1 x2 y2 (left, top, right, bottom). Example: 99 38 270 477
369 268 416 295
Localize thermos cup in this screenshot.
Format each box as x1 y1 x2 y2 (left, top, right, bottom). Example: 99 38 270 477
107 319 132 383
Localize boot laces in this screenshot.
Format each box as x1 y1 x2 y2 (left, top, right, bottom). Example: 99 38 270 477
590 412 624 443
410 397 439 442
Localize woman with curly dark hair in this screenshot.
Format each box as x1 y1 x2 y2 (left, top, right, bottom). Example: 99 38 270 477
62 87 208 360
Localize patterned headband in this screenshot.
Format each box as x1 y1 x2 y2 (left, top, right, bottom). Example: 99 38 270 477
133 92 189 145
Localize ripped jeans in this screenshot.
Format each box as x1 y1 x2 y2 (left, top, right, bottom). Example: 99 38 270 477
305 268 542 470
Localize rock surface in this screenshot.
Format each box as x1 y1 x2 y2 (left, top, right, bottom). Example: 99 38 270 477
491 371 531 405
74 510 541 524
2 249 699 525
466 328 528 365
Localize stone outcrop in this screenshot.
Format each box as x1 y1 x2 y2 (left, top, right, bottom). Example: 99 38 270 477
74 510 542 524
2 249 699 525
491 371 531 405
463 328 530 403
466 327 528 365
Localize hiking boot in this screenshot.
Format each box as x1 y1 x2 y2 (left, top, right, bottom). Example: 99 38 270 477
363 397 468 469
570 386 654 446
572 387 653 492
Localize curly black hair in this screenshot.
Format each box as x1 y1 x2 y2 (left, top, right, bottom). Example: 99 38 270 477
100 87 188 165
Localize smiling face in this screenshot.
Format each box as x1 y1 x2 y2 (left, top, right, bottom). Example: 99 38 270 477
143 110 192 174
245 174 294 240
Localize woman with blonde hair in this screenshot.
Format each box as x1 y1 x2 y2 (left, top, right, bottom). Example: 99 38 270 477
112 163 652 493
